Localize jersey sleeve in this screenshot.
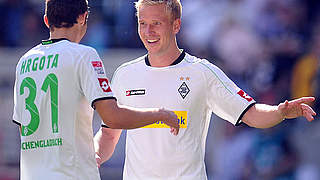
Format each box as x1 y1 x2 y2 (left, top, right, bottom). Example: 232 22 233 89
99 66 124 128
110 67 123 103
77 48 115 109
202 60 256 125
12 64 21 125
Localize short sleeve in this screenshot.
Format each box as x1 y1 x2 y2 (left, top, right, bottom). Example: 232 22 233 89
12 65 21 125
77 48 115 108
110 67 122 104
201 60 256 125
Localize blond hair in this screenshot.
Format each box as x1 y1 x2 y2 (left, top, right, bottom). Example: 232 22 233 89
135 0 182 21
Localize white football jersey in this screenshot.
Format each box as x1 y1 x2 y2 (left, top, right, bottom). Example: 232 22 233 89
13 39 114 180
111 51 255 180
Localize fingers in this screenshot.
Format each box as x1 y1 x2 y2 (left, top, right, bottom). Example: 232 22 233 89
301 104 316 122
290 97 315 104
170 127 179 136
95 154 102 168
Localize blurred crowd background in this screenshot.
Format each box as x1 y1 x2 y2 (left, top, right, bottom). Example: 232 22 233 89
0 0 320 179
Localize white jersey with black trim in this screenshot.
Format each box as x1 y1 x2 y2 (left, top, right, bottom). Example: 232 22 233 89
111 51 255 180
12 39 114 180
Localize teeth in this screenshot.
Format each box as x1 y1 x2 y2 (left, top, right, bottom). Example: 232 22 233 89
147 39 158 43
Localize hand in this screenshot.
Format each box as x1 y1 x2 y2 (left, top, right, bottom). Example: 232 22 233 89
278 97 316 121
160 109 179 135
95 153 102 168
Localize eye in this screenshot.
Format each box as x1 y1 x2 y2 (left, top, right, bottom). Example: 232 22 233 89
139 21 146 25
154 22 161 25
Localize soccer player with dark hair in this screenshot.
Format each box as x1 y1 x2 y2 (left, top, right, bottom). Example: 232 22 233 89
12 0 179 179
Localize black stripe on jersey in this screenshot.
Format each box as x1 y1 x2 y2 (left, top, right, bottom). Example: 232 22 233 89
12 120 21 127
41 38 70 45
145 50 186 66
91 97 117 109
236 102 256 126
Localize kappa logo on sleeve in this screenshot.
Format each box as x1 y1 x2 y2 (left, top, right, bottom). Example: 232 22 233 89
91 61 105 75
237 89 253 102
98 78 112 92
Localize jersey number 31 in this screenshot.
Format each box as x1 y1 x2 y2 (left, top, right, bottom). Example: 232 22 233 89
20 73 58 136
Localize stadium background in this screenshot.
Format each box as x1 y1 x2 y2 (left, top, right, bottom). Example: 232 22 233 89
0 0 320 179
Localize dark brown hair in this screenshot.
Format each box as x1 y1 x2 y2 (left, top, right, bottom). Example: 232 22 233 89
45 0 89 31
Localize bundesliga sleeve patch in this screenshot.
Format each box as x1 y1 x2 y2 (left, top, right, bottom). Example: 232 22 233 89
98 78 112 92
237 89 253 102
91 61 105 75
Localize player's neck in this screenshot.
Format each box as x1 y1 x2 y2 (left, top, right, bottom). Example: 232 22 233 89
148 46 181 67
49 27 81 43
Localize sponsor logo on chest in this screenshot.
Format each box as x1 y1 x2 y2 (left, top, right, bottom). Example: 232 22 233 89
126 89 146 96
143 111 188 128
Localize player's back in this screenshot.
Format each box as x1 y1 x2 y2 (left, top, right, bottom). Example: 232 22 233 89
13 39 101 180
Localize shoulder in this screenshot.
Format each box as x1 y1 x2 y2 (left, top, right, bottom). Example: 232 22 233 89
66 42 98 56
184 53 222 74
114 55 146 75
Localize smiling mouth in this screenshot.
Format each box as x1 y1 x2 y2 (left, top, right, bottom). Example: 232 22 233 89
147 39 159 43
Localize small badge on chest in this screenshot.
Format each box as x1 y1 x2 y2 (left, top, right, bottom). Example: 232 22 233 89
178 77 190 99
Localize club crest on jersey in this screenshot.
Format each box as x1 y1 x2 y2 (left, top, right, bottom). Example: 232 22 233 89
178 82 190 99
98 78 112 93
237 89 253 102
91 61 105 75
126 89 146 96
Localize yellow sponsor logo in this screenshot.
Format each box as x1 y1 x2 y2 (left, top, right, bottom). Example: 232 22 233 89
143 111 187 128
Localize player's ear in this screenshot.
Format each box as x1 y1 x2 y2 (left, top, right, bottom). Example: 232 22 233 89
78 11 88 26
173 18 181 34
44 15 50 28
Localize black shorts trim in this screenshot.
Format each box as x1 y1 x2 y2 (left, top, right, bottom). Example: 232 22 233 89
91 97 117 109
235 102 256 126
12 120 21 127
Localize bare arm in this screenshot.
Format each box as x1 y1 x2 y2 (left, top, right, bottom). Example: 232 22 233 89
94 127 122 168
242 97 316 128
94 99 179 134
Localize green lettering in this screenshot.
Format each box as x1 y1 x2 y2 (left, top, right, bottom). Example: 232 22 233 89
47 139 51 147
31 141 35 149
21 138 63 150
57 138 62 145
32 57 39 71
25 59 32 73
40 140 44 147
20 60 26 75
51 54 58 68
21 142 26 150
39 56 45 70
35 140 39 148
25 142 31 150
47 55 53 69
51 139 55 146
44 140 48 147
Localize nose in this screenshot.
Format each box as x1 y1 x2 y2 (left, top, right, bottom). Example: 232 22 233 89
146 24 155 34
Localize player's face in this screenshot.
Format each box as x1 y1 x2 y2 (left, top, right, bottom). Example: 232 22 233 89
137 4 179 56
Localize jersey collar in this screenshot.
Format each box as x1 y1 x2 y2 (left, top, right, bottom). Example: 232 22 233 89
41 38 70 45
145 50 186 67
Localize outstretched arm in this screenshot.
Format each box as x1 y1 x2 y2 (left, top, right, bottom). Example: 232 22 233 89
242 97 316 128
94 127 122 168
94 99 179 135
